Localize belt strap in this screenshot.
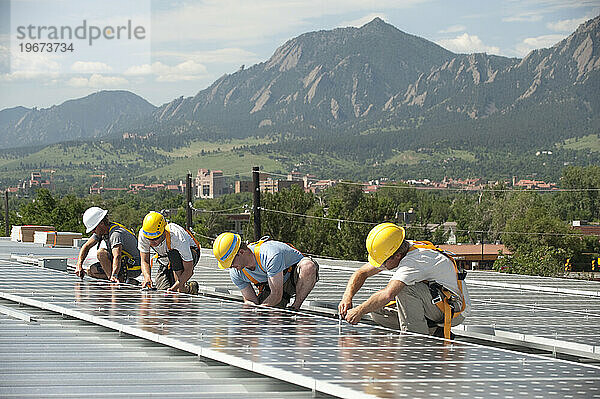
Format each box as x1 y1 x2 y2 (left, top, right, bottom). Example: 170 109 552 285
242 269 268 293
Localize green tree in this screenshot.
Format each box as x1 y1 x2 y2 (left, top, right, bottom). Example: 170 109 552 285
555 166 600 221
19 188 88 232
260 185 317 248
493 246 567 277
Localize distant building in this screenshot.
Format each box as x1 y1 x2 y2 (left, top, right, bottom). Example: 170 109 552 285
306 179 336 194
103 187 128 192
166 183 184 193
196 169 224 199
29 172 50 189
260 178 303 194
572 221 600 239
287 171 303 181
129 183 145 192
363 184 379 194
224 213 250 235
146 183 165 191
438 244 511 270
235 180 253 193
513 177 557 190
89 183 102 195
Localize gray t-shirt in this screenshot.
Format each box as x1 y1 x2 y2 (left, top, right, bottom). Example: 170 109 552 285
93 222 141 265
390 243 471 315
229 240 304 290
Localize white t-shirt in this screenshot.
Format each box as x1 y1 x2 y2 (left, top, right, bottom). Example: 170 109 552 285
138 223 197 262
390 245 471 314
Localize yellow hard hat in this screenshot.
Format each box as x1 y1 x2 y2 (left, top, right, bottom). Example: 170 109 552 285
213 232 241 269
141 211 166 239
366 222 405 268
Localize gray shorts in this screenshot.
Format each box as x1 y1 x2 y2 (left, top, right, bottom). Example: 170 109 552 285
257 257 320 308
155 247 200 290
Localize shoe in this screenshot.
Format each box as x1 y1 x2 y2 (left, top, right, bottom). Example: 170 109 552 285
186 281 199 295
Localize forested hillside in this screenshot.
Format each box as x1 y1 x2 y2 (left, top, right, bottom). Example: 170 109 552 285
0 16 598 184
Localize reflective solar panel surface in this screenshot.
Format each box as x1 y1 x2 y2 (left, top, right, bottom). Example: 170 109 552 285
1 260 600 399
190 250 600 359
466 269 600 296
0 299 331 399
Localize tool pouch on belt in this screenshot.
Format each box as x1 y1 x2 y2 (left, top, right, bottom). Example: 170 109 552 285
428 283 447 309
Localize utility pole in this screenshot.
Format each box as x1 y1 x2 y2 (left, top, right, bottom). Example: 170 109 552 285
186 172 192 230
480 231 484 269
252 166 261 240
4 190 9 237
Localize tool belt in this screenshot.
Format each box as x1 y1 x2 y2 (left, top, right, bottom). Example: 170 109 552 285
251 264 296 295
427 281 464 339
253 264 297 305
428 283 459 312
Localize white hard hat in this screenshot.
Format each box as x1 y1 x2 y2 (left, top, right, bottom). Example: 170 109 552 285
83 207 108 233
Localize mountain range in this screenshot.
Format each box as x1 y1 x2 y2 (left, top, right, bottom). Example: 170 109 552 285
0 16 599 179
0 91 155 148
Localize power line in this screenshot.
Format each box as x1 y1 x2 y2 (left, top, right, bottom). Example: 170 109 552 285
258 206 377 225
258 206 600 238
261 169 600 192
188 204 248 214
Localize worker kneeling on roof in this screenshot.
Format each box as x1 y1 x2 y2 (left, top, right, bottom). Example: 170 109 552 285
138 211 200 295
213 233 319 310
338 222 471 339
75 207 142 284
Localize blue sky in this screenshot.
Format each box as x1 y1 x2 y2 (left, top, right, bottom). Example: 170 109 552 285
0 0 598 110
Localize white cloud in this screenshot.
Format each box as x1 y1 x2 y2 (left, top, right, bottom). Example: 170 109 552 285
152 0 427 44
124 60 208 82
123 63 153 76
338 13 389 28
0 70 61 82
0 44 9 72
66 77 90 87
154 48 259 65
67 74 128 88
547 17 588 32
71 61 113 73
515 34 566 56
438 25 466 34
503 13 543 23
0 50 62 81
10 51 61 73
437 33 501 55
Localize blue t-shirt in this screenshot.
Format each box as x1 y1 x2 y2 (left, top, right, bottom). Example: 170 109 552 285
229 240 304 290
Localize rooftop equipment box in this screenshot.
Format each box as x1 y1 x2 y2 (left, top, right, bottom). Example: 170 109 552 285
10 225 55 243
33 231 82 247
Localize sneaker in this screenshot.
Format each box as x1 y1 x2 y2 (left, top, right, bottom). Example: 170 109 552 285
186 281 199 295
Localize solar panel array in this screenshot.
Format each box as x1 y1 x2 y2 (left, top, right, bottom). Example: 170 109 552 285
3 238 599 360
0 298 330 399
1 261 600 398
189 250 600 360
466 270 600 296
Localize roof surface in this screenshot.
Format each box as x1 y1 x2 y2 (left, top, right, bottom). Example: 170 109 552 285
2 239 600 397
0 298 330 399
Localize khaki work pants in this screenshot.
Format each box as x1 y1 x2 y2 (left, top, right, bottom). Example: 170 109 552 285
395 282 465 335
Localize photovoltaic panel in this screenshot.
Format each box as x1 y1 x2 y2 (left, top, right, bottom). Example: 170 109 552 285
1 261 600 399
190 250 600 360
5 239 600 361
0 299 330 399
